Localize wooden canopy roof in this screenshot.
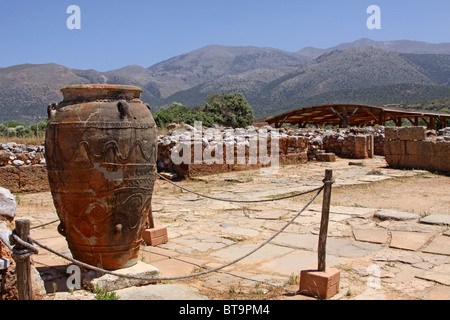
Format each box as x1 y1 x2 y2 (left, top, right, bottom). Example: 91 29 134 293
266 104 449 129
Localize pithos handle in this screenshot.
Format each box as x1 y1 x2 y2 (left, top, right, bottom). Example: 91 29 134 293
47 102 58 119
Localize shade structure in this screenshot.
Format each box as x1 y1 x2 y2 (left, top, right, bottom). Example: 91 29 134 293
266 104 449 129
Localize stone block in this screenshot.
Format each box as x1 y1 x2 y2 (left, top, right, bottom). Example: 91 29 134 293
385 154 403 167
403 154 432 169
397 126 426 141
82 261 160 292
433 141 450 158
354 135 368 159
316 153 336 162
384 127 398 140
0 187 16 220
142 226 169 246
431 156 450 172
299 268 341 300
405 140 422 155
287 136 307 149
386 140 405 155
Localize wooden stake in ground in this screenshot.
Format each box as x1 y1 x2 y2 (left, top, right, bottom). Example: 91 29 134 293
13 219 33 300
318 169 334 272
298 169 340 300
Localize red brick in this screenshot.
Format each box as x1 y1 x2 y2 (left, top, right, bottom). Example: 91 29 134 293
142 226 168 246
298 268 341 300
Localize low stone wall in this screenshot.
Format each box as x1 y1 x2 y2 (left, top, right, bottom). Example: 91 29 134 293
385 127 450 172
0 126 387 189
157 125 384 178
0 165 49 193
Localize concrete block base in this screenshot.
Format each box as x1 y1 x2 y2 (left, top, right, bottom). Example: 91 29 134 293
298 268 341 300
143 226 169 246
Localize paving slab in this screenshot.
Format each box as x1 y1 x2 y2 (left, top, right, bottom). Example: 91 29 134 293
390 231 434 251
211 243 294 263
353 228 388 244
422 286 450 300
416 264 450 286
420 214 450 226
270 233 318 251
160 233 235 254
253 209 289 220
227 270 287 287
422 235 450 256
374 209 420 221
219 225 260 238
258 250 341 276
326 238 383 258
115 284 209 300
82 261 160 292
308 204 378 217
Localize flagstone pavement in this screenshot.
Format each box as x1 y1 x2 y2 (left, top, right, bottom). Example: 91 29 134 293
16 156 450 300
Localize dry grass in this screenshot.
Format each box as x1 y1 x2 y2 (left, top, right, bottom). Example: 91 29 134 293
0 136 45 146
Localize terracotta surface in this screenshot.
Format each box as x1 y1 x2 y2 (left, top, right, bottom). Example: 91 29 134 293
45 84 157 270
299 268 341 300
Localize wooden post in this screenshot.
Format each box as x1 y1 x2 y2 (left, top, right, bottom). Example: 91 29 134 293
13 219 33 300
318 170 333 272
299 169 340 299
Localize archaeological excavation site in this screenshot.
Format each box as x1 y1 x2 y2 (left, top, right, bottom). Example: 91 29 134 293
0 85 449 304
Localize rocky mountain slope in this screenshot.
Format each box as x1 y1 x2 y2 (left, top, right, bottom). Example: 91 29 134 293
1 39 449 122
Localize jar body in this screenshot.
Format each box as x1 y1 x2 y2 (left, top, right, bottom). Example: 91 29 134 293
45 85 157 270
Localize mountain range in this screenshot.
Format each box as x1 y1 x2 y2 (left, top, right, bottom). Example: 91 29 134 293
1 38 449 123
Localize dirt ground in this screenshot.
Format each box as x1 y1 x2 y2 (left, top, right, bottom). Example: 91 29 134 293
330 174 450 217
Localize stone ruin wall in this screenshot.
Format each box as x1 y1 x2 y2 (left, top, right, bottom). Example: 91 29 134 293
2 125 448 192
155 125 384 178
385 126 450 172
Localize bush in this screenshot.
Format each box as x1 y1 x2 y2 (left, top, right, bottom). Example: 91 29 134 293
203 93 254 128
154 103 195 127
154 93 255 129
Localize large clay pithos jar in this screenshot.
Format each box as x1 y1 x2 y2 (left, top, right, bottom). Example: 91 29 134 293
45 84 157 270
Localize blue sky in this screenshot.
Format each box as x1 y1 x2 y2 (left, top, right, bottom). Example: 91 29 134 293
0 0 449 71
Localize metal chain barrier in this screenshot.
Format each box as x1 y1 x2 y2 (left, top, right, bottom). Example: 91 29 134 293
4 174 327 283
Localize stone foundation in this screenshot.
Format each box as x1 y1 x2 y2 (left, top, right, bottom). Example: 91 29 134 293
5 125 448 188
385 127 450 172
0 165 49 193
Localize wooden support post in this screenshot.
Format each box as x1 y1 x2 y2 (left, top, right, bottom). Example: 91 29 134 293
13 219 33 300
318 170 333 272
299 170 340 299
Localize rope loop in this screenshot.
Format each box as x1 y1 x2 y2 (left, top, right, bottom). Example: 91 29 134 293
9 233 39 261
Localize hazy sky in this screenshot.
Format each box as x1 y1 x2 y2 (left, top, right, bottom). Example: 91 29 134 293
0 0 449 71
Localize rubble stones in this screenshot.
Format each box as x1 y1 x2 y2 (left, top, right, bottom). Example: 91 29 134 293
0 143 46 167
0 187 16 220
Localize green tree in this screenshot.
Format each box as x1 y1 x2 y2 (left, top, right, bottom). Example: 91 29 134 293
154 103 195 127
203 93 254 128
